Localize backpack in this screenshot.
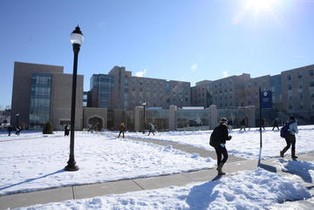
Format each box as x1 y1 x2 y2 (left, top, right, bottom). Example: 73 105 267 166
209 126 221 147
280 122 291 138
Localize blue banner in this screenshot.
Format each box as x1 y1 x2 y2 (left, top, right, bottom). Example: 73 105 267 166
260 90 272 108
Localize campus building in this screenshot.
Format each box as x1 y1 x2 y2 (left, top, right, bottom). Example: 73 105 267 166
11 62 83 130
10 61 314 131
281 65 314 122
89 66 191 110
191 64 314 124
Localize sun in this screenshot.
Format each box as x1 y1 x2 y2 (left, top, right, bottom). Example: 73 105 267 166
233 0 282 25
245 0 278 14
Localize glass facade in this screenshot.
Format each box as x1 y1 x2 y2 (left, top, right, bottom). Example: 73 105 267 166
145 109 169 131
176 109 209 129
29 73 52 129
90 74 114 108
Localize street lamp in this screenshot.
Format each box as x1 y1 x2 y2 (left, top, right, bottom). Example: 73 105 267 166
65 26 84 171
142 101 146 133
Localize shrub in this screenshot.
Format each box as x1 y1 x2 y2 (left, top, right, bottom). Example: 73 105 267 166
43 122 53 134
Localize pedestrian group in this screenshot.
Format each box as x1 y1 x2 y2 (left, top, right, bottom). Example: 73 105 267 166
210 115 299 176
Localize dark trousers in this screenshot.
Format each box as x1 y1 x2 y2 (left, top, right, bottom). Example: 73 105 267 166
214 145 228 166
118 131 125 138
282 134 296 156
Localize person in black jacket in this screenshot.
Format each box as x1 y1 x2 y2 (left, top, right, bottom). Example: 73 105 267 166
64 124 69 136
211 117 232 175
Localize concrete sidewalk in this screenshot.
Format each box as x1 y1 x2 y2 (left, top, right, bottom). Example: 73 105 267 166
1 139 313 209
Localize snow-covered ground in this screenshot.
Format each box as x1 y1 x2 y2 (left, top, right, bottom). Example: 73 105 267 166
0 125 313 209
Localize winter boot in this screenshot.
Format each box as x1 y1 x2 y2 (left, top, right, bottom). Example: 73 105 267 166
291 149 298 160
280 147 289 158
217 163 226 175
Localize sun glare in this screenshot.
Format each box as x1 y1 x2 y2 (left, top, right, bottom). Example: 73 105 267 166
233 0 283 25
246 0 277 14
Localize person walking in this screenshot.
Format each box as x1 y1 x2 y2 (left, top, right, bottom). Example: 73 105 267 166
7 125 12 136
64 124 69 136
148 123 155 136
272 118 279 131
15 125 21 135
118 122 126 138
239 118 246 131
280 115 299 160
210 117 232 175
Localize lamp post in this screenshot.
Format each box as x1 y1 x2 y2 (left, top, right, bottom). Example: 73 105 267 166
65 26 84 171
142 101 146 134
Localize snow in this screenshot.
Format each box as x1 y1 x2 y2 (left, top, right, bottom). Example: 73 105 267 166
0 126 313 209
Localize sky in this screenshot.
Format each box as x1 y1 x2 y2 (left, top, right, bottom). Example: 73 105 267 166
1 0 314 108
0 127 313 208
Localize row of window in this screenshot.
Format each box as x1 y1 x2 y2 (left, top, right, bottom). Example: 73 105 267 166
287 69 314 80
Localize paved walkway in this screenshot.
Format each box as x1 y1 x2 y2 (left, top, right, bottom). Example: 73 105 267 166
1 138 313 209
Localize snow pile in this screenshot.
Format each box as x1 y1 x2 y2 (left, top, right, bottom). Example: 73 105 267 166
16 168 311 210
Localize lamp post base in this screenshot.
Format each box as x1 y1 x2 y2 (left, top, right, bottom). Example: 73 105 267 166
64 163 79 171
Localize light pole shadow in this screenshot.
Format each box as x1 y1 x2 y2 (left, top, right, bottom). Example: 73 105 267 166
0 169 64 193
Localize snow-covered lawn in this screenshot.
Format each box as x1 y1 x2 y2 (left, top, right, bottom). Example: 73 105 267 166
0 125 313 209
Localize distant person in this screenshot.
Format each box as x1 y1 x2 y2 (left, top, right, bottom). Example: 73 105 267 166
118 122 126 138
239 118 246 131
272 118 279 131
64 124 69 136
148 123 156 136
210 117 232 175
15 125 21 135
7 125 12 136
280 115 299 160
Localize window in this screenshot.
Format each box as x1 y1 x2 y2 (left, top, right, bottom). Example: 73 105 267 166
288 84 292 90
288 105 292 110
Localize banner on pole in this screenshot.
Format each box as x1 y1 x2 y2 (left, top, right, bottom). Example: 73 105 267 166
260 90 272 109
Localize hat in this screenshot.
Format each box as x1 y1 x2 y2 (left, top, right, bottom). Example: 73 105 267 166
220 117 228 122
289 115 295 120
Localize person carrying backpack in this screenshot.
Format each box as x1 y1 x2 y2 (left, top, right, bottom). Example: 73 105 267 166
118 122 126 138
148 123 155 136
210 117 232 175
280 115 299 160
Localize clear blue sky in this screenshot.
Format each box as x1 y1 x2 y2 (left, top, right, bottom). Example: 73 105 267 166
1 0 314 108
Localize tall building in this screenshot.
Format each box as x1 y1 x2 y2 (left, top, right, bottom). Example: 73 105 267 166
89 74 114 108
191 80 212 107
90 66 191 110
207 74 251 108
243 75 271 107
11 62 83 130
190 65 314 123
281 65 314 122
270 74 282 111
108 66 132 110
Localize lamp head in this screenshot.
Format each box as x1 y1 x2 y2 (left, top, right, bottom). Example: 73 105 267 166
70 26 84 45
